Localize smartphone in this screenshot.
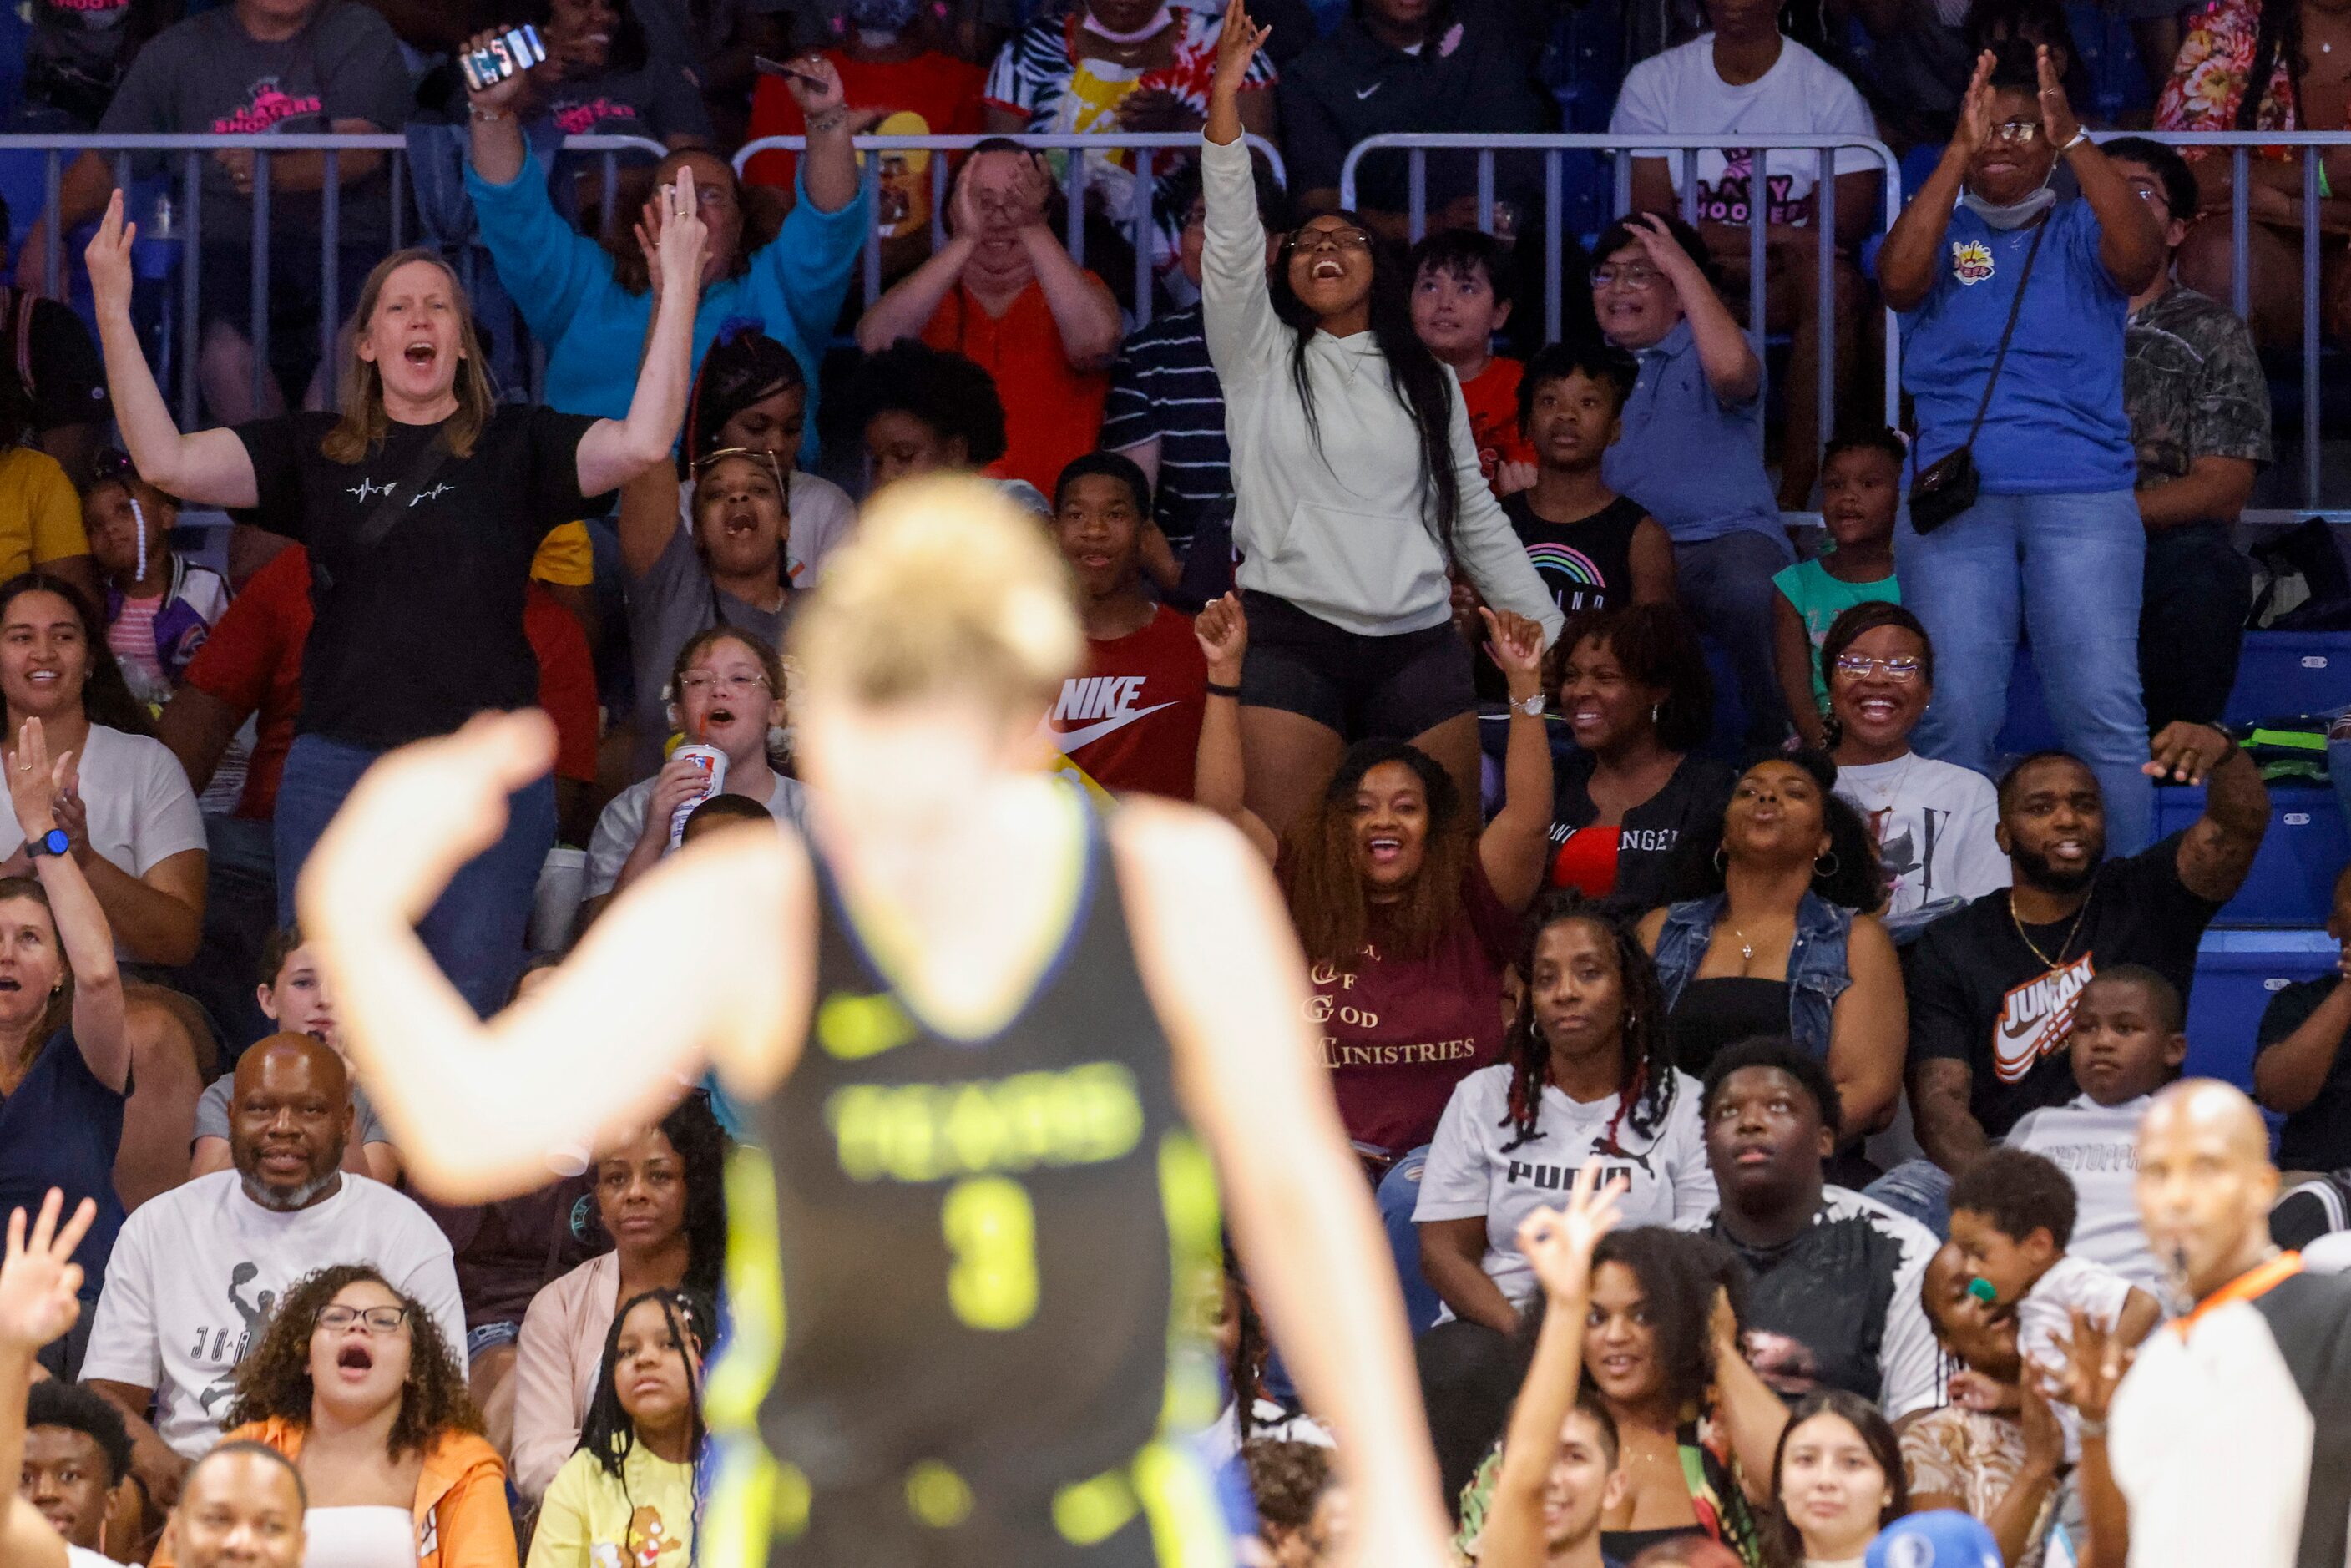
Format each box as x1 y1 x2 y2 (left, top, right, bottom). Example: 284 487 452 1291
754 53 830 90
460 24 549 93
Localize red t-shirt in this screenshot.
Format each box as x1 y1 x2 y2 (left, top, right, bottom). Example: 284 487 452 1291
1460 357 1534 490
1297 857 1519 1155
182 546 599 819
1050 604 1206 801
922 281 1110 494
741 50 988 195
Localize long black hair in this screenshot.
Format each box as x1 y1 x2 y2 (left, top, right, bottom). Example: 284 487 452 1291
1267 213 1463 559
2239 0 2306 129
1664 750 1882 913
1764 1388 1907 1568
1499 893 1677 1156
0 573 154 736
1514 1226 1748 1414
654 1091 731 1308
577 1288 709 1525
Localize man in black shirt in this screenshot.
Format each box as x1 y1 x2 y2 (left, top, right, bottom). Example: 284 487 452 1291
1699 1038 1939 1418
1906 725 2268 1176
2252 864 2351 1178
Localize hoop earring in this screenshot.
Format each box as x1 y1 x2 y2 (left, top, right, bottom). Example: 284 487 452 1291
1712 847 1728 874
1651 703 1662 726
1813 850 1841 878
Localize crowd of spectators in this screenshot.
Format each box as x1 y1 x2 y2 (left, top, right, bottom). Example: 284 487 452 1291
0 0 2346 1565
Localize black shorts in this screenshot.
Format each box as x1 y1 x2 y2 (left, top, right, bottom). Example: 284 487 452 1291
1236 589 1475 741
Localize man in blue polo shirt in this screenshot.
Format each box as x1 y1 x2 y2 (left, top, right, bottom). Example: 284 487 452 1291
1592 209 1792 751
1876 39 2164 850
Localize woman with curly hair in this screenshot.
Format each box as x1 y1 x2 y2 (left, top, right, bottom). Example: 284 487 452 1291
528 1289 708 1568
151 1264 513 1568
1416 896 1715 1336
1455 1227 1786 1568
1636 754 1904 1143
847 340 1049 514
510 1093 728 1500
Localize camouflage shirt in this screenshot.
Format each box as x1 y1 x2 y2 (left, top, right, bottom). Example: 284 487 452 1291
2123 284 2273 501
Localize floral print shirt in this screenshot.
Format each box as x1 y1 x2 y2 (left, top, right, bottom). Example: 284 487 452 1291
2156 0 2310 155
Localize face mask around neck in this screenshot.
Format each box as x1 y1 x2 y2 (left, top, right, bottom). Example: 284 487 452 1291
1959 182 2056 230
1081 4 1171 43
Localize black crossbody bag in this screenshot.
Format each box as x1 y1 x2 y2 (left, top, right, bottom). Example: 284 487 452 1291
311 438 455 594
1908 216 2048 534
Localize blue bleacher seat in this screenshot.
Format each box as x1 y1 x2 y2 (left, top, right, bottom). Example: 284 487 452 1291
2154 781 2349 927
2226 630 2351 724
2186 928 2339 1087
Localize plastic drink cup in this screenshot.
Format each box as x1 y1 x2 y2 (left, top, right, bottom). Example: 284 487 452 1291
668 744 729 847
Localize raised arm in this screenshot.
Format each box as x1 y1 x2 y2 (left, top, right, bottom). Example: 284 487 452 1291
1201 0 1282 380
1878 52 1991 312
777 54 873 216
83 193 256 508
855 167 979 351
0 1194 97 1568
1117 802 1456 1568
1014 174 1125 370
1479 609 1556 913
8 721 126 1093
1191 594 1277 862
617 458 687 581
2050 1309 2136 1568
459 31 534 186
1478 1170 1625 1568
1630 214 1758 402
2146 721 2269 903
297 711 808 1201
1706 1287 1793 1503
2037 48 2161 293
574 171 709 498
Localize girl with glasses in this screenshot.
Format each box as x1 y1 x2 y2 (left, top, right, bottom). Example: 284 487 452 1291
1818 602 2009 933
153 1264 513 1568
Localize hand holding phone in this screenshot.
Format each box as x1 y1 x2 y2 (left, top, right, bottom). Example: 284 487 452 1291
460 24 549 94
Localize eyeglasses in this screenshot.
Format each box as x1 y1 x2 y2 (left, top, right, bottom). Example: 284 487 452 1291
694 446 785 480
678 673 773 695
1288 224 1372 252
1590 264 1663 292
1833 655 1925 681
316 1305 410 1335
1990 119 2045 144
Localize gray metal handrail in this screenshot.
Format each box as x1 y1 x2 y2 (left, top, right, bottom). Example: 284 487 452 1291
2 131 667 421
1338 131 1905 488
732 131 1286 326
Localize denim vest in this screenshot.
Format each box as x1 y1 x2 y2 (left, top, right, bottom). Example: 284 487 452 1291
1651 891 1855 1060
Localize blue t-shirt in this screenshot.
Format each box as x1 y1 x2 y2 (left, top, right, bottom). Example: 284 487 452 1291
0 1030 125 1289
1602 321 1786 545
1901 200 2135 495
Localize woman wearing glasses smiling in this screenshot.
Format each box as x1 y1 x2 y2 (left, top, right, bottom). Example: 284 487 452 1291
153 1263 515 1568
581 627 804 929
1818 602 2009 935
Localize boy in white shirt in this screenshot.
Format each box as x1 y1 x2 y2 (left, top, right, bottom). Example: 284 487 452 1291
2003 965 2187 1295
1949 1146 2163 1457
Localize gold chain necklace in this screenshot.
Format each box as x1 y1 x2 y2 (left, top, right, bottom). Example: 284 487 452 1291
2009 884 2095 970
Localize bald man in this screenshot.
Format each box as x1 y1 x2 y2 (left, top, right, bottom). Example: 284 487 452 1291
2070 1080 2351 1568
78 1034 464 1508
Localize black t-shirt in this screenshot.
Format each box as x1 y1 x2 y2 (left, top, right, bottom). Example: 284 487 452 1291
1501 491 1646 618
234 405 606 748
1548 748 1734 917
2258 976 2351 1171
1 287 109 435
1908 831 2222 1138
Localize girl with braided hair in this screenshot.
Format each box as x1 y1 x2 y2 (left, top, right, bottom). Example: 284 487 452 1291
1415 894 1716 1337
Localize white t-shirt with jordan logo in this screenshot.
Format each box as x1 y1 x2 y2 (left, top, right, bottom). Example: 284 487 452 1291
82 1171 466 1459
1414 1062 1716 1306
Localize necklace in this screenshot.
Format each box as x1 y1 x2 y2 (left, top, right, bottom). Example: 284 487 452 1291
1728 915 1785 966
2010 884 2095 970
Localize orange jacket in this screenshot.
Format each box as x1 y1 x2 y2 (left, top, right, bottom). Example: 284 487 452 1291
154 1416 518 1568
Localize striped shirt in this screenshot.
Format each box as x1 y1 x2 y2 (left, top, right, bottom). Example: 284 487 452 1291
1100 303 1230 549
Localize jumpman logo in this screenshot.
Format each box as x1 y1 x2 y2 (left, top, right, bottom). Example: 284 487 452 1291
347 478 397 503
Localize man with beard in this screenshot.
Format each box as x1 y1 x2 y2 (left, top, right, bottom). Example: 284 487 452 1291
2060 1081 2351 1568
1904 723 2267 1186
1696 1039 1941 1419
78 1034 462 1515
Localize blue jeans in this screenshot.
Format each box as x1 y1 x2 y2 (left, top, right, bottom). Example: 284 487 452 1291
1863 1157 1953 1238
1677 529 1797 754
1377 1146 1442 1336
274 732 555 1019
1896 490 2154 855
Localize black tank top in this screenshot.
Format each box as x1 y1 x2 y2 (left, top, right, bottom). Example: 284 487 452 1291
702 804 1228 1568
1500 491 1646 616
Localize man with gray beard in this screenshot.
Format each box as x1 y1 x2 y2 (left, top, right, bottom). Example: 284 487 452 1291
77 1034 462 1513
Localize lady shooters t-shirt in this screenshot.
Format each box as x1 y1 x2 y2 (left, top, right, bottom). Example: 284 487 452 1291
235 406 605 749
1907 831 2222 1139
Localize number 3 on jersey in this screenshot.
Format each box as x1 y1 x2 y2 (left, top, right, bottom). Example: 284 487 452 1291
942 1176 1039 1330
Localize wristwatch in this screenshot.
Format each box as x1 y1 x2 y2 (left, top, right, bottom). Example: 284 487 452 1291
26 827 68 858
1512 693 1546 718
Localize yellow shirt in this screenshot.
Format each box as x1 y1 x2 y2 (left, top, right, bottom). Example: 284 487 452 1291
0 445 88 578
532 522 595 589
527 1443 696 1568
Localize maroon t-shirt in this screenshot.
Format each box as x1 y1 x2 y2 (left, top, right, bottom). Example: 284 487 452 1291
1049 604 1208 801
1302 857 1519 1155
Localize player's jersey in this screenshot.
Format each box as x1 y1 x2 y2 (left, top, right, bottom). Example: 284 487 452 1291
701 800 1230 1568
